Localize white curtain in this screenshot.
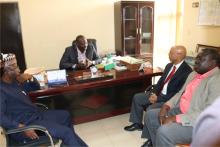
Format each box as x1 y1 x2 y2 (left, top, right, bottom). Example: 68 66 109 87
153 0 181 68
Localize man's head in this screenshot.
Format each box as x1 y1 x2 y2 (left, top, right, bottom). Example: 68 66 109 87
75 35 88 52
169 45 187 64
0 53 20 80
194 48 220 74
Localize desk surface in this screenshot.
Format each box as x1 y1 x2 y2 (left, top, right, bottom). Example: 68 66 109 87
29 68 162 98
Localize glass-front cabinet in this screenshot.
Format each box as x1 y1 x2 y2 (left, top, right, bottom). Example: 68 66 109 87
114 1 154 59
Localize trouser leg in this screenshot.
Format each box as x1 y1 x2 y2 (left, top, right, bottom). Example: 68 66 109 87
142 108 160 142
141 103 164 139
32 120 87 146
41 110 72 127
35 110 87 146
129 92 151 124
156 123 192 147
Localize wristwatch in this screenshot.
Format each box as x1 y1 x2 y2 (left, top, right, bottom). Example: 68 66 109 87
72 64 76 69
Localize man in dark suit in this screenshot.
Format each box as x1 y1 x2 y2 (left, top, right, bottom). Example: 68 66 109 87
124 45 192 132
0 53 87 147
59 35 101 70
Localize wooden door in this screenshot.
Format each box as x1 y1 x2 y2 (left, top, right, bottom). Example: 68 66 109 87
0 2 26 71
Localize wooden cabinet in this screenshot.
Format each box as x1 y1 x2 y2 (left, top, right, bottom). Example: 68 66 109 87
114 1 154 60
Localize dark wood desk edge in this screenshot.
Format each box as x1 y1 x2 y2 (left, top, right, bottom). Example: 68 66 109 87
29 71 163 98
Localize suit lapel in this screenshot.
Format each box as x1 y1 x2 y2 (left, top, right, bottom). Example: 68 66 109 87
169 62 186 83
72 45 79 64
162 63 173 82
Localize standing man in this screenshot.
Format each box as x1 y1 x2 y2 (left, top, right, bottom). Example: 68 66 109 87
59 35 101 70
124 45 192 132
143 48 220 147
0 53 88 147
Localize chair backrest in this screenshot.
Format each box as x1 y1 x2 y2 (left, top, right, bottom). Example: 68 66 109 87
72 38 97 51
87 39 97 51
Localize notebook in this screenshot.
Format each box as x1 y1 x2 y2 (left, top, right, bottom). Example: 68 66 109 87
47 69 68 86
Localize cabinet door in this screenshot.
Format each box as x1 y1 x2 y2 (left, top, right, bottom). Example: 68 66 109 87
122 4 138 55
139 4 154 56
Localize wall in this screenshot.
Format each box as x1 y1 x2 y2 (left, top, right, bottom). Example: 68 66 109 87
0 0 157 69
1 0 219 69
180 0 220 56
0 0 118 69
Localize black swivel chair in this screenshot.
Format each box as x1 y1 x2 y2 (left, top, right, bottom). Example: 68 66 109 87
87 39 97 51
72 38 97 51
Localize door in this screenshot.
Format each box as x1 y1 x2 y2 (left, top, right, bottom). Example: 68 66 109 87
0 3 26 71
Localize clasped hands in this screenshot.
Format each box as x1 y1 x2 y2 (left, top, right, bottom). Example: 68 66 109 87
149 93 157 104
16 73 33 83
76 59 93 70
159 105 176 125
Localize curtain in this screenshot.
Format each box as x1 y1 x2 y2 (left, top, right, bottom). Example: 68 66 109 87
153 0 183 68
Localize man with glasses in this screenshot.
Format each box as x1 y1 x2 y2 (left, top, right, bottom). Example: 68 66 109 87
0 53 87 147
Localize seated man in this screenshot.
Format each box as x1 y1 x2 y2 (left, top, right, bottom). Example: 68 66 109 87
59 35 101 70
191 96 220 147
143 48 220 147
0 53 87 147
124 45 192 131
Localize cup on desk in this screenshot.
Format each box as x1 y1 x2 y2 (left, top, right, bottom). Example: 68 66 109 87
90 66 98 77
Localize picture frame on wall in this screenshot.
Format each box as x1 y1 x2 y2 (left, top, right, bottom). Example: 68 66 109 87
185 44 220 68
196 44 220 53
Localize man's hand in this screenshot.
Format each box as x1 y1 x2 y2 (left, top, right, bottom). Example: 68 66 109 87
86 59 93 68
149 93 157 104
163 116 176 124
18 123 39 140
76 62 86 70
16 73 33 83
159 104 170 124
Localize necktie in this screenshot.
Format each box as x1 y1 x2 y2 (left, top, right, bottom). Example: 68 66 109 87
159 66 176 94
164 66 176 84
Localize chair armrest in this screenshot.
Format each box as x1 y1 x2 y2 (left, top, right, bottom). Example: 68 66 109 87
6 125 47 135
35 103 48 110
144 84 156 94
6 125 55 147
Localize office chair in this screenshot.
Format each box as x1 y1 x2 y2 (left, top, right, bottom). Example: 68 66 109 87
0 103 60 147
72 38 97 51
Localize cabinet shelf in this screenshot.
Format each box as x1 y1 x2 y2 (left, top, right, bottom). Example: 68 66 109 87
124 37 136 40
115 1 154 60
124 19 136 21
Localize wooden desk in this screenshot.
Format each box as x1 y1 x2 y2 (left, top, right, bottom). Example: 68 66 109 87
29 69 162 124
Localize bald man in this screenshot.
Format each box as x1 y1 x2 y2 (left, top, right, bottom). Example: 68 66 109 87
124 46 192 132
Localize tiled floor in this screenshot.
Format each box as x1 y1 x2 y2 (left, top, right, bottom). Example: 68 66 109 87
75 113 147 147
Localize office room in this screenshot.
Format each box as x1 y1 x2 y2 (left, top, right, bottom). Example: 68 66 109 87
1 0 220 147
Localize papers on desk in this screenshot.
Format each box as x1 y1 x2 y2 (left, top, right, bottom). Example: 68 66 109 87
120 56 144 64
24 67 45 75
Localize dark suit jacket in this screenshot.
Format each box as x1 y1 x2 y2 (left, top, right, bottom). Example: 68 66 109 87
59 43 101 70
0 81 41 129
153 61 192 102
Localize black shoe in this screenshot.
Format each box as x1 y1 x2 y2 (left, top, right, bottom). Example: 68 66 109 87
124 123 143 131
141 139 153 147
